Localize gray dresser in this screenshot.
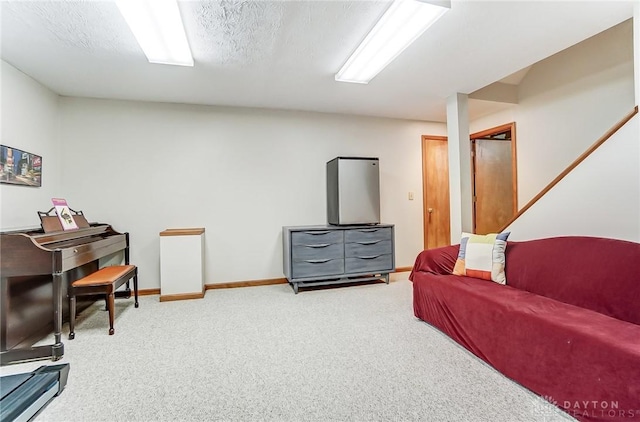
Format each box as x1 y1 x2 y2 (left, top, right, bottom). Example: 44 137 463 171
282 224 395 293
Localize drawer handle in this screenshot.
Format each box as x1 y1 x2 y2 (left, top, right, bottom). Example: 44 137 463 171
356 240 382 245
358 229 379 233
306 259 331 264
358 255 382 260
304 243 330 248
306 231 330 235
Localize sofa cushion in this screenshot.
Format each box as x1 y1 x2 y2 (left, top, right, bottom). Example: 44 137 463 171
453 232 510 284
504 236 640 325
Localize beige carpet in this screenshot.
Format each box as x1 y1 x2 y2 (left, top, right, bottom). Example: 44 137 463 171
2 279 574 422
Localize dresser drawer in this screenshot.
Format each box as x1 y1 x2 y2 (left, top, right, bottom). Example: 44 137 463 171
292 242 343 261
344 227 392 243
345 254 393 274
291 230 344 246
344 239 392 258
292 258 344 279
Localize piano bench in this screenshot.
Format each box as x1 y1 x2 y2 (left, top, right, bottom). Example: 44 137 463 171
69 265 139 339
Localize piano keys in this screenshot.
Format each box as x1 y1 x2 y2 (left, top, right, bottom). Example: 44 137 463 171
0 223 131 365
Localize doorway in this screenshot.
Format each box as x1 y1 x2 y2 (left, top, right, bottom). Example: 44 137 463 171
471 123 518 234
421 123 517 248
421 136 450 249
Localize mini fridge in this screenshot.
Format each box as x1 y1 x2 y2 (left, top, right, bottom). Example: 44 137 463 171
326 157 380 225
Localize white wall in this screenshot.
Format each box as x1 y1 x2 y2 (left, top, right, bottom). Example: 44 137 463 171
1 60 62 230
470 20 635 210
59 98 445 289
516 20 634 207
506 115 639 242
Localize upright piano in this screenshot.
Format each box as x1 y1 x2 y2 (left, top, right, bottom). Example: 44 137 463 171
0 221 131 365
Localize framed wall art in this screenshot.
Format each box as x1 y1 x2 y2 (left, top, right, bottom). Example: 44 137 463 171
0 145 42 187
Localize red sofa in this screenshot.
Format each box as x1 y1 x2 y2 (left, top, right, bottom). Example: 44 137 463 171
410 236 640 422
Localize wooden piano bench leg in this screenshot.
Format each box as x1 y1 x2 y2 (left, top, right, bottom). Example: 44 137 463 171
133 269 139 308
107 293 116 335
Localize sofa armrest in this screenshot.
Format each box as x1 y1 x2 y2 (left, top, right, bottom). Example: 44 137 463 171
409 244 459 280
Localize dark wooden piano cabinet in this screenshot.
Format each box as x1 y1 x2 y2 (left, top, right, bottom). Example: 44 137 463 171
1 223 132 365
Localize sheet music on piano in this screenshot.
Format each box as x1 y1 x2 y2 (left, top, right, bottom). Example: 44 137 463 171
51 198 78 230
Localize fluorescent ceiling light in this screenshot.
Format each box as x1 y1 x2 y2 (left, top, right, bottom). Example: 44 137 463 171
335 0 450 84
116 0 193 67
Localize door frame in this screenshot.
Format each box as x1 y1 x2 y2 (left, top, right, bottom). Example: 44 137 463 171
421 135 449 249
470 122 518 233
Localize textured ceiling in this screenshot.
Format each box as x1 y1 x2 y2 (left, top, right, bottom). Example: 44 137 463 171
0 0 635 122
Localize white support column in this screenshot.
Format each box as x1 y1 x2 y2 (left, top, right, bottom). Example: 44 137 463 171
446 93 473 243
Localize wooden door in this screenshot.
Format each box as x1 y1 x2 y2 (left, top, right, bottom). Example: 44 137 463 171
422 136 450 249
472 123 517 234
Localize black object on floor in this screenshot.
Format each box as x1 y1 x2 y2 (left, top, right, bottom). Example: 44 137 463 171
0 363 70 422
